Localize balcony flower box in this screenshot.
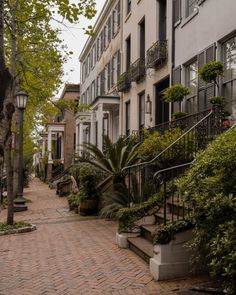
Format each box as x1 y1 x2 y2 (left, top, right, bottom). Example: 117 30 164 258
147 40 167 69
117 72 131 92
129 58 146 82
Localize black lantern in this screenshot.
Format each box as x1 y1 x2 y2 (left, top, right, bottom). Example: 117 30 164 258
16 91 28 110
145 94 152 114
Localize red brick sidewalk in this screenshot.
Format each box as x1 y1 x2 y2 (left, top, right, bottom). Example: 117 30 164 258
0 178 207 295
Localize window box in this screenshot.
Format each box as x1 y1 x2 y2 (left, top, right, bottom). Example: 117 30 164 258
129 58 146 82
147 40 168 69
117 72 131 92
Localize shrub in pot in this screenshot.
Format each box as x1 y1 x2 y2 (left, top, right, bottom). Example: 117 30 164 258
78 164 100 216
67 193 79 212
164 84 190 112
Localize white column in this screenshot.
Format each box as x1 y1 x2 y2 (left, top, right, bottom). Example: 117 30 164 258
90 111 96 145
79 123 84 156
97 104 103 151
61 132 64 164
42 139 46 157
48 130 53 164
75 124 80 154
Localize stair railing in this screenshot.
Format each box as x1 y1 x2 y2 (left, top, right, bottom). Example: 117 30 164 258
152 119 236 225
123 106 224 204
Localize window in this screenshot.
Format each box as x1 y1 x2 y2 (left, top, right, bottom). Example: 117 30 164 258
127 0 131 15
116 1 121 28
186 60 198 114
139 92 145 130
107 16 112 43
117 51 121 80
185 0 198 18
96 75 100 97
139 18 145 60
197 44 215 111
126 36 131 71
125 101 130 137
222 36 236 116
101 69 105 95
96 38 100 60
159 0 166 40
91 81 95 102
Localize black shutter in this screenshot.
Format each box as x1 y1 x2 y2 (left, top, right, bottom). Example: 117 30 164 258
198 50 205 89
173 66 181 84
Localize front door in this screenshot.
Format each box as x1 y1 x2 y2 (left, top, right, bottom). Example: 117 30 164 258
155 78 170 125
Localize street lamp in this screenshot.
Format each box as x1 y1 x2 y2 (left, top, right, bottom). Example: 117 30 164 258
14 91 28 212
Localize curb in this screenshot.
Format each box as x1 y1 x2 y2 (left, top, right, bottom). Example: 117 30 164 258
0 224 37 236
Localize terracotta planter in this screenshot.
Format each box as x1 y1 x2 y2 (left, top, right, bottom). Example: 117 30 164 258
79 199 98 216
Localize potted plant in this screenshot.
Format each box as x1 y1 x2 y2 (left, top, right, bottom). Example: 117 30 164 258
164 84 190 113
67 193 79 213
78 164 100 216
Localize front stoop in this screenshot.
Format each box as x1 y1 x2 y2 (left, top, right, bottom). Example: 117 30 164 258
150 229 194 280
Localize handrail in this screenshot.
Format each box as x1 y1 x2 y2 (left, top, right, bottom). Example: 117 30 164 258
149 109 210 133
123 109 213 171
153 161 195 181
50 163 81 182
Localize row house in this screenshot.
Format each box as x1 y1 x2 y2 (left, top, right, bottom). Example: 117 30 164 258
77 0 172 153
40 84 80 179
76 0 122 155
77 0 236 153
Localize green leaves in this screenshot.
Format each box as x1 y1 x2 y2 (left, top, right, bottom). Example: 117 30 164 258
164 84 190 103
199 61 224 84
176 128 236 294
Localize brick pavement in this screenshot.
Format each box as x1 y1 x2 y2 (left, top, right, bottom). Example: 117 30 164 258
0 178 208 295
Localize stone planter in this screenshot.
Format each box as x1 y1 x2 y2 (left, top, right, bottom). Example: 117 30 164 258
150 229 193 281
116 232 140 249
79 199 98 216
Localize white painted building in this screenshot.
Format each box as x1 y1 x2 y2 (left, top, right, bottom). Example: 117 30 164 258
120 0 172 136
77 0 123 154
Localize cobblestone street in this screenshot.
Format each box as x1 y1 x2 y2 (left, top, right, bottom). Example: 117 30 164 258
0 178 207 295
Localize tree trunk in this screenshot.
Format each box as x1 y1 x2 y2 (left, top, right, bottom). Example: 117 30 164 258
0 0 15 224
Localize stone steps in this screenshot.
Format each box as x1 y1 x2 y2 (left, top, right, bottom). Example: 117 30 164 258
128 236 153 263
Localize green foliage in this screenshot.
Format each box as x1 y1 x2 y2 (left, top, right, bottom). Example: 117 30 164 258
82 136 141 179
209 220 236 295
199 61 224 84
67 193 79 211
209 96 225 105
53 159 61 167
117 193 164 233
78 163 101 202
172 111 188 120
176 128 236 294
138 128 187 161
152 219 193 245
100 182 140 219
0 221 31 231
164 84 190 103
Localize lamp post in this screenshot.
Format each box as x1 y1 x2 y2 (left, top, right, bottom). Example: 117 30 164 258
14 91 28 212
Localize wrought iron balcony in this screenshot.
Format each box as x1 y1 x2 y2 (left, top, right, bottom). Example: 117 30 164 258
147 40 167 69
129 58 146 82
117 72 131 92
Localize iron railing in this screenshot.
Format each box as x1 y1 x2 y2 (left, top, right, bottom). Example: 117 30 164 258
152 119 236 225
129 58 146 82
117 72 131 92
147 40 168 69
51 164 65 180
123 106 224 205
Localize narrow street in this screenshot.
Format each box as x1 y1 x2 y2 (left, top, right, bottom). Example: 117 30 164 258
0 178 206 295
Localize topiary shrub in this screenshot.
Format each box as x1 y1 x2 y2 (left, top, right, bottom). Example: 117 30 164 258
176 128 236 294
164 84 190 111
199 61 224 85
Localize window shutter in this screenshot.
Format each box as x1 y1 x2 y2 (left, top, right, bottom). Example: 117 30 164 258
206 44 215 63
172 66 181 84
117 1 121 28
173 0 181 24
198 51 205 89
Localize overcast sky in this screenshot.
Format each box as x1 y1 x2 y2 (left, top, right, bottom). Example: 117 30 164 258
54 0 106 95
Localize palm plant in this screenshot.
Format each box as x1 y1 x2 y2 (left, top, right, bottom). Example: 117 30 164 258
82 136 141 189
